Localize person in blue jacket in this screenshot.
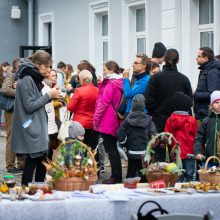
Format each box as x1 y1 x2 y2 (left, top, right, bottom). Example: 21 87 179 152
123 53 150 115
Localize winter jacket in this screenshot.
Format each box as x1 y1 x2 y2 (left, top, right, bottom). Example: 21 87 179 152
42 81 58 135
117 111 157 159
123 72 150 114
164 112 198 159
194 59 220 120
145 64 192 132
67 83 99 129
194 111 220 158
11 61 51 156
94 74 123 136
1 73 16 97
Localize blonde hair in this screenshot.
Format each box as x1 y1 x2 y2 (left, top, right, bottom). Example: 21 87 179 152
79 70 93 83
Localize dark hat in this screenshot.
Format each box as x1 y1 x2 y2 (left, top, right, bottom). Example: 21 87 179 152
152 42 167 58
69 121 85 139
173 92 193 112
132 94 145 112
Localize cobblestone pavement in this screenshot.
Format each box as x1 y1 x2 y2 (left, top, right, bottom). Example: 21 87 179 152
0 133 126 185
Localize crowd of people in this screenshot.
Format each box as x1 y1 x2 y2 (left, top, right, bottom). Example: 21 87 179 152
1 42 220 185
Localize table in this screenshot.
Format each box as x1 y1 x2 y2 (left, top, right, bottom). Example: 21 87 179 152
0 192 219 220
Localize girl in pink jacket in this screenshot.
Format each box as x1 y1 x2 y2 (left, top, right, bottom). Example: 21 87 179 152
94 60 123 184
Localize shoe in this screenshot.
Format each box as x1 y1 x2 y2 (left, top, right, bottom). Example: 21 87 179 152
7 167 23 175
102 178 122 184
100 166 105 173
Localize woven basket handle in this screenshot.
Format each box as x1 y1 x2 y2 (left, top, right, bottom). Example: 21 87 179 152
57 139 97 175
204 156 220 171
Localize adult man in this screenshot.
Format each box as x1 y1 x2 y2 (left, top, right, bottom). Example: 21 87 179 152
194 47 220 120
151 42 167 65
123 53 150 115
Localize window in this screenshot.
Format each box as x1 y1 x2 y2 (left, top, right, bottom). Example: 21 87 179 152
102 15 108 62
136 8 146 53
198 0 214 49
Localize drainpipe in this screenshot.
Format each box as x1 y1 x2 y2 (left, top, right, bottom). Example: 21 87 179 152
28 0 34 46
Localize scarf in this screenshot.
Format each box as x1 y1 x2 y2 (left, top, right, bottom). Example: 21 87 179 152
16 58 44 91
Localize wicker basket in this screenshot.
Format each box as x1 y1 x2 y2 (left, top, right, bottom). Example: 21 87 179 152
54 176 97 191
53 140 98 191
147 171 179 187
199 156 220 184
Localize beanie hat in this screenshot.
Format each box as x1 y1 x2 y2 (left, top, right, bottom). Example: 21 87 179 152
152 42 167 58
68 121 85 139
132 94 145 112
173 92 192 112
210 90 220 105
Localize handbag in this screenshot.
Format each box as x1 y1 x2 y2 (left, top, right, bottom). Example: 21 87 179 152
131 200 168 220
0 91 14 112
57 110 71 143
111 95 127 120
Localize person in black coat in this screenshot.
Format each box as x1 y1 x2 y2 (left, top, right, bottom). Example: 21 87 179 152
117 94 157 181
145 48 193 132
194 47 220 120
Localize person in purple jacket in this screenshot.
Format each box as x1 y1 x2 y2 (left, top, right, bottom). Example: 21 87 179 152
94 60 123 184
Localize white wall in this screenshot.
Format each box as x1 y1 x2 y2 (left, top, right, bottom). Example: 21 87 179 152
36 0 89 70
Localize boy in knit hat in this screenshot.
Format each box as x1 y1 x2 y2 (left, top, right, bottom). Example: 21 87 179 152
117 94 157 181
165 92 198 181
68 121 85 141
194 90 220 162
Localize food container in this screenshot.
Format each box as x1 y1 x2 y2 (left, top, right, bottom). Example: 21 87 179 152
3 175 16 188
124 177 141 189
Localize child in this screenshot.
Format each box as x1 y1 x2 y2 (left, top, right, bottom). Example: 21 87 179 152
68 121 85 141
194 90 220 162
165 92 198 182
117 94 157 181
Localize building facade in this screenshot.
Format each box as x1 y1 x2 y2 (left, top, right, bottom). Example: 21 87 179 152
1 0 220 89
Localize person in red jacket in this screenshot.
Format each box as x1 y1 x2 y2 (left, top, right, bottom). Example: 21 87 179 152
67 70 99 150
164 92 198 182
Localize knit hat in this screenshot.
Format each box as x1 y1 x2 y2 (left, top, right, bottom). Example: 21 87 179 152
173 92 192 112
152 42 167 58
132 94 145 112
68 121 85 139
210 90 220 105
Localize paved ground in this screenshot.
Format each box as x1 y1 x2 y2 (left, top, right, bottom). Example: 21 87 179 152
0 130 126 185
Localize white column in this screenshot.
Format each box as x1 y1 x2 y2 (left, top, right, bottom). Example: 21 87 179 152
28 0 34 46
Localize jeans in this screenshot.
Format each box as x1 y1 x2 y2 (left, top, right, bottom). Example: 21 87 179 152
180 158 195 182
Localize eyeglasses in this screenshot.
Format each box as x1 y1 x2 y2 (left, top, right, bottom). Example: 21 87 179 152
133 61 142 65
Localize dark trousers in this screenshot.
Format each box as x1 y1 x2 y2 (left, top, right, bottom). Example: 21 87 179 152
84 129 100 166
101 133 122 181
127 158 146 182
179 158 195 182
22 155 47 186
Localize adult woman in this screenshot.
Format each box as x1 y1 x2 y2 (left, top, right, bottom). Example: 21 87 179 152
2 58 25 173
67 70 99 149
94 60 123 184
11 51 60 185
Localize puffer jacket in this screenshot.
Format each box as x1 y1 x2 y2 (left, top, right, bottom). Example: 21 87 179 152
194 111 220 158
164 112 198 159
94 74 123 136
117 111 157 159
194 59 220 120
67 83 99 129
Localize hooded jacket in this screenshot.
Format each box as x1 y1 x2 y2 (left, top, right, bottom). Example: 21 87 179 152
165 112 198 159
94 74 123 136
117 111 157 159
194 111 220 159
194 59 220 120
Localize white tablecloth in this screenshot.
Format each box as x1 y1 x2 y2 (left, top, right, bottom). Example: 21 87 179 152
0 192 219 220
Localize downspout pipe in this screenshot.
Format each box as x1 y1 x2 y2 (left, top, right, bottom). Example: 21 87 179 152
28 0 34 46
